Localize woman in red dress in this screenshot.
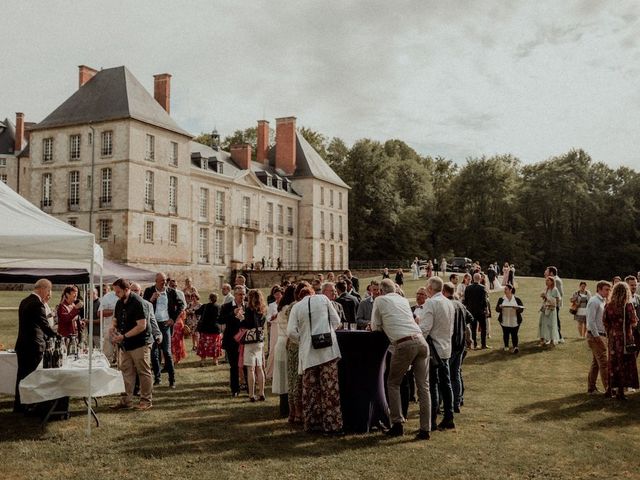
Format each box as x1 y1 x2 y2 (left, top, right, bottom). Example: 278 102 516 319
602 281 639 400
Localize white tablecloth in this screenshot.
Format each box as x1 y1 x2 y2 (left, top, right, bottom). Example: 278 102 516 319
0 351 18 395
19 353 125 404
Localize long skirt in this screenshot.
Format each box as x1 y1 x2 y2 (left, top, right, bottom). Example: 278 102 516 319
607 333 640 389
287 342 303 421
197 333 222 358
265 322 279 379
538 309 560 343
272 336 288 394
302 358 343 433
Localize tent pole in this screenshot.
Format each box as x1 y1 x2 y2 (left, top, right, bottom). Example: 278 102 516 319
86 259 95 436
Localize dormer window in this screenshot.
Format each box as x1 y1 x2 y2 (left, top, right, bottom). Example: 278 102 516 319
276 178 283 189
216 161 224 174
201 159 207 170
267 177 273 187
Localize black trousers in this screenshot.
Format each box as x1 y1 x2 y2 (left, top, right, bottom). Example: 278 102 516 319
471 315 487 347
501 325 520 348
556 307 562 339
226 345 240 394
14 349 42 413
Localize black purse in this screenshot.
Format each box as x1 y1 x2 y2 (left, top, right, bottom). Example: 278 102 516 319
308 297 333 349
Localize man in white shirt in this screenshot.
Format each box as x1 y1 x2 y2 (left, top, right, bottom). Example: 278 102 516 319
586 280 611 395
98 287 119 365
416 276 456 430
371 279 431 440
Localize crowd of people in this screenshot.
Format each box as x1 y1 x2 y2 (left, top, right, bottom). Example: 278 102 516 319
11 263 640 437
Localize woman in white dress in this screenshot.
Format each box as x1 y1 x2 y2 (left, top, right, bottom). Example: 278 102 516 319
265 286 283 379
538 276 560 346
272 285 296 417
412 258 420 280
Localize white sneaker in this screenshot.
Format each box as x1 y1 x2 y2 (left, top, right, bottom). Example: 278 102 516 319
558 338 565 344
503 347 510 352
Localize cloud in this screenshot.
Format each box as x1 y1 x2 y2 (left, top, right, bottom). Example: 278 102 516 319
514 22 590 58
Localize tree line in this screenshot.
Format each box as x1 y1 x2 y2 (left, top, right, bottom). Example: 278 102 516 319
195 128 640 280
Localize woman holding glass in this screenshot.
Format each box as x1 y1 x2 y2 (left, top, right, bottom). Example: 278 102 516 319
570 282 591 338
496 284 524 353
538 276 560 346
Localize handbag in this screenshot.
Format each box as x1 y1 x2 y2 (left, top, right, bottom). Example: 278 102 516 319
234 328 247 344
242 313 265 344
569 296 579 316
426 336 442 368
309 297 333 349
623 303 638 354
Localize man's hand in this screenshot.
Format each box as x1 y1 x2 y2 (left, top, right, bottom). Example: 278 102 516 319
166 319 174 327
155 336 162 345
151 292 159 302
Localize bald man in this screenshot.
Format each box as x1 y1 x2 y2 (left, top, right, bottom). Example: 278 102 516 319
14 279 58 413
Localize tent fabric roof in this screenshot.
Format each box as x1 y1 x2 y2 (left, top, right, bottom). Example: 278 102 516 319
0 259 157 285
31 66 191 137
0 180 103 270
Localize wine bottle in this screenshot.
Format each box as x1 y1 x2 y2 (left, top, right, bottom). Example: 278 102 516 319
43 340 53 369
52 338 62 368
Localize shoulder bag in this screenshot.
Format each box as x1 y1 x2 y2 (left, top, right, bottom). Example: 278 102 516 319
242 310 265 344
309 297 333 349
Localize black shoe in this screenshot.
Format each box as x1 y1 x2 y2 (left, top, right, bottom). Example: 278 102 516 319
454 406 461 413
415 430 430 440
385 423 404 437
133 390 140 397
153 379 161 386
231 392 239 398
437 419 456 430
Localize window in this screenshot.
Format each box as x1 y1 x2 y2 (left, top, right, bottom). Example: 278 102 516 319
199 188 209 220
144 171 154 210
169 224 178 244
169 176 177 214
99 219 111 241
69 134 81 161
101 131 113 157
68 170 80 208
144 220 154 242
41 173 52 207
267 202 274 232
286 240 293 267
339 245 344 269
215 230 225 264
330 244 335 269
145 134 155 161
320 186 324 205
68 218 77 228
266 176 273 187
277 204 284 234
339 215 343 241
339 191 343 210
330 189 334 207
329 213 334 239
0 158 6 167
101 168 112 207
320 211 325 237
169 142 178 166
287 207 293 235
199 228 209 263
242 196 250 226
215 191 225 224
320 243 325 270
42 138 53 162
0 173 7 184
276 238 283 263
267 237 274 261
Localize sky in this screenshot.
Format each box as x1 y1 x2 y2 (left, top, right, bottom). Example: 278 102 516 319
3 0 640 169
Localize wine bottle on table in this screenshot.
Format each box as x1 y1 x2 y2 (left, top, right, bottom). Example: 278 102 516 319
52 338 62 368
43 339 53 369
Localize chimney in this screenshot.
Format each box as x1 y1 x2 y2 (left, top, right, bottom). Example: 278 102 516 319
14 112 24 153
275 116 297 175
153 73 172 113
78 65 97 88
230 144 252 170
256 120 269 164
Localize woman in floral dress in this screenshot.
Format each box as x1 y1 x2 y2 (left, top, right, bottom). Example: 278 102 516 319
603 282 639 400
195 293 222 366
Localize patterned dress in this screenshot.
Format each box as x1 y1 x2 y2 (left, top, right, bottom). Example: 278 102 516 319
287 340 303 422
603 303 639 389
302 359 343 433
171 312 188 364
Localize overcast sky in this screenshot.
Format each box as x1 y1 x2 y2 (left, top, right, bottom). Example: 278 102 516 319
3 0 639 168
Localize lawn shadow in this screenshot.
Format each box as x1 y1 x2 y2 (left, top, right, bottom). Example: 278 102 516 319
464 341 547 366
511 392 640 429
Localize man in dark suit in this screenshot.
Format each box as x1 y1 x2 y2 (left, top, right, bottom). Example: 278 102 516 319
14 279 58 413
335 281 359 327
143 272 185 388
344 269 360 294
463 273 489 349
218 286 247 396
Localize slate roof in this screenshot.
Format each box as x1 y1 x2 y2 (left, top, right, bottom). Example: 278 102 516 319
31 66 191 137
268 132 349 189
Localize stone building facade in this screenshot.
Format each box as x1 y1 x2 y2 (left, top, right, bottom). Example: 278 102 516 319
3 65 349 286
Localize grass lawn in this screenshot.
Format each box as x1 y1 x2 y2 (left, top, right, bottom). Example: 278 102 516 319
1 276 639 480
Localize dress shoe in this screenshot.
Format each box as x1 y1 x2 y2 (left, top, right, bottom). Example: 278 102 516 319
513 347 519 354
385 423 404 437
258 395 266 401
231 392 239 398
454 406 461 413
437 419 456 430
153 378 161 386
415 430 430 440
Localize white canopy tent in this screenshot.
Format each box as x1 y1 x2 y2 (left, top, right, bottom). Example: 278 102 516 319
0 181 104 435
